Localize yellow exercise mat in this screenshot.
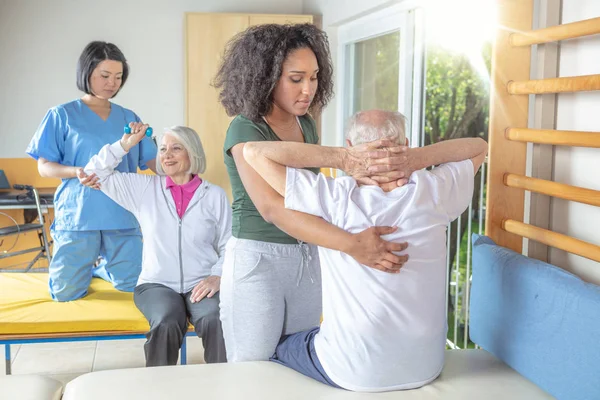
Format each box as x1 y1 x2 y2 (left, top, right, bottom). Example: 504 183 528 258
0 273 149 334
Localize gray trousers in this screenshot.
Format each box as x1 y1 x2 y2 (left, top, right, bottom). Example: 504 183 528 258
134 282 227 367
220 237 322 362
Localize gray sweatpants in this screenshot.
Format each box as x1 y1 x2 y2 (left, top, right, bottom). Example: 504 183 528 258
219 237 322 362
134 283 227 366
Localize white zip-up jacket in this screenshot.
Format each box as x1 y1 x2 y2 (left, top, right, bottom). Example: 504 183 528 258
84 141 231 293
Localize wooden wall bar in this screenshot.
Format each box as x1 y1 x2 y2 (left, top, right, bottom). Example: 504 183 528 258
485 0 533 252
506 128 600 148
508 74 600 95
504 174 600 207
510 17 600 47
503 220 600 263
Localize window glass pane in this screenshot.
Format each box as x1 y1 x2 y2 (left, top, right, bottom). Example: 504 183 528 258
349 31 400 114
424 42 492 350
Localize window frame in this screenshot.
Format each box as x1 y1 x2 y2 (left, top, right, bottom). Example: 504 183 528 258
336 3 425 147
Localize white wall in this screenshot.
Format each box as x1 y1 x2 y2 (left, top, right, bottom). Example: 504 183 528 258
0 0 304 158
303 0 397 27
549 0 600 284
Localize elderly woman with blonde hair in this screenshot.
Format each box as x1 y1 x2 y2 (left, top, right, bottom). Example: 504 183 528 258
84 123 230 366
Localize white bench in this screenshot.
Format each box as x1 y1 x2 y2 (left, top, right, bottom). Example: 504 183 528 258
0 375 63 400
62 350 553 400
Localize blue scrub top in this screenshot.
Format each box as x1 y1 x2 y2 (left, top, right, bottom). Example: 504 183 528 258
26 99 157 231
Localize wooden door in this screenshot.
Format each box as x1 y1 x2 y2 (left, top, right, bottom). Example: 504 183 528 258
248 15 312 27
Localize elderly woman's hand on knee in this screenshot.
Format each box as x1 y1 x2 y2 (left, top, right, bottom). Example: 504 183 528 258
190 276 221 303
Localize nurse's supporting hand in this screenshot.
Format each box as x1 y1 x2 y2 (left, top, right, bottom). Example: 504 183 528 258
76 168 101 190
120 122 150 152
190 276 221 303
347 226 409 273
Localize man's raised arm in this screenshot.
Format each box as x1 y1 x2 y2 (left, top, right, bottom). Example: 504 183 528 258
243 139 406 195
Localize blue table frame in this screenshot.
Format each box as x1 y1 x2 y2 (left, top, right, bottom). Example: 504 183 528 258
2 331 195 374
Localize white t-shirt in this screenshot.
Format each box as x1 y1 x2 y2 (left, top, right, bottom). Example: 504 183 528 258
284 160 474 392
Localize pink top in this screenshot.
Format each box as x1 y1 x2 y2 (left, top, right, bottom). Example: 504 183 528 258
166 175 202 218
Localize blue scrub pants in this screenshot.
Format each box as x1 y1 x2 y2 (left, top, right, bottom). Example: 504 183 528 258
48 229 143 301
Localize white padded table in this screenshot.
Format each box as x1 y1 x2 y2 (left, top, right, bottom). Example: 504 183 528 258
0 375 63 400
63 350 553 400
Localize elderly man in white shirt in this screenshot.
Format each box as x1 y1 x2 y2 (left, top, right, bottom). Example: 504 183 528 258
243 109 488 392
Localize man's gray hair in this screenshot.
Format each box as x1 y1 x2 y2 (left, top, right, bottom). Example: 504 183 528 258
155 126 206 176
345 110 407 146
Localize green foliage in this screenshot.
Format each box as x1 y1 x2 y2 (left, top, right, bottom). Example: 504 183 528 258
372 32 400 111
423 42 492 349
353 31 400 112
424 42 492 145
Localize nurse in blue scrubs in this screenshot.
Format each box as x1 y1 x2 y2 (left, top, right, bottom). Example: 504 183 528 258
26 41 157 301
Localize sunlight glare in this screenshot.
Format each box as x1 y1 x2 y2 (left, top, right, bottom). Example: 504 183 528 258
425 0 498 54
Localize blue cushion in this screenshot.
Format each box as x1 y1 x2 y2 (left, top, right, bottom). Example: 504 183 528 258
470 234 600 400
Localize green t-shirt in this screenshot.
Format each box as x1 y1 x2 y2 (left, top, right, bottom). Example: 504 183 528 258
223 114 320 244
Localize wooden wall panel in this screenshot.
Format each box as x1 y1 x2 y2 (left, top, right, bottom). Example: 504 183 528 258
485 0 534 252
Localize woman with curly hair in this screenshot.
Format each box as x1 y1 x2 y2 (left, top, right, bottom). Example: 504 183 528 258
214 23 409 362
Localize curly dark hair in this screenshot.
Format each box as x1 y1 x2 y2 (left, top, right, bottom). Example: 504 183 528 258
213 23 334 123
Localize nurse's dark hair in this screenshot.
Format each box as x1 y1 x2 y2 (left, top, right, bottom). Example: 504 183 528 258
76 41 129 97
213 23 334 123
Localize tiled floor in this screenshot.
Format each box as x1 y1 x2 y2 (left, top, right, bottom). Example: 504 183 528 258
2 336 206 385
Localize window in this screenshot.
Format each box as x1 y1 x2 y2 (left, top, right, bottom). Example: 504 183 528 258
337 4 424 146
349 31 400 113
